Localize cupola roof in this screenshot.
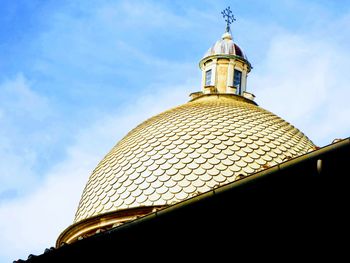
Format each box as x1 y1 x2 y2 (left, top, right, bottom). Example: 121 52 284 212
203 32 248 61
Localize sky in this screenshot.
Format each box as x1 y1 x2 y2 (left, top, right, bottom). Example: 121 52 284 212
0 0 349 261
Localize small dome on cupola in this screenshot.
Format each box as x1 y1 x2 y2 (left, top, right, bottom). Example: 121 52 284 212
203 32 249 62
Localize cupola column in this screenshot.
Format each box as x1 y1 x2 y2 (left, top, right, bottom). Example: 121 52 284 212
241 64 248 94
227 60 235 93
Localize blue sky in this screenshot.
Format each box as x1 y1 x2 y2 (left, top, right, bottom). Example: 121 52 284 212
0 0 349 261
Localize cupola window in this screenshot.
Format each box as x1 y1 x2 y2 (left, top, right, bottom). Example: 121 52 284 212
205 69 212 86
233 69 242 94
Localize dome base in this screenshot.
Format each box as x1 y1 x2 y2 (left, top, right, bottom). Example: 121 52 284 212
189 92 257 105
56 206 165 247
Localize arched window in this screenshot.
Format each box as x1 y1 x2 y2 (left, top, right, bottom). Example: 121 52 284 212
205 69 212 86
233 69 242 94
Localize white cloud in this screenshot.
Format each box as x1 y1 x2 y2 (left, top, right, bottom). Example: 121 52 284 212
0 73 50 120
0 74 52 199
250 23 350 146
252 34 329 117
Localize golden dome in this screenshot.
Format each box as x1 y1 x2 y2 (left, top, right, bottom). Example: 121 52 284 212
74 94 314 223
58 14 315 245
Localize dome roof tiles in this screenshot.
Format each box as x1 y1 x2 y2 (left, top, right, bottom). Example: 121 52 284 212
74 95 315 223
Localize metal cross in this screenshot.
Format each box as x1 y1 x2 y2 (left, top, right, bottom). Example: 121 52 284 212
221 6 236 33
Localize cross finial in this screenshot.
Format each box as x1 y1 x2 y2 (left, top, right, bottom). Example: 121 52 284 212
221 6 236 33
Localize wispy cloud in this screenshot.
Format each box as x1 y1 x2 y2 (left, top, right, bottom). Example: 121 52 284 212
249 11 350 146
0 74 52 199
0 74 50 119
0 80 192 261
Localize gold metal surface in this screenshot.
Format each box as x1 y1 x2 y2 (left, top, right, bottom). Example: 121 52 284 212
74 94 315 223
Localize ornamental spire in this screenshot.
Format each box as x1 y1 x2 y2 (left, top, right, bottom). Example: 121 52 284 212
221 6 236 33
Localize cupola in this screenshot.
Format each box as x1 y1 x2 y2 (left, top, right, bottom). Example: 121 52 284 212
198 7 253 100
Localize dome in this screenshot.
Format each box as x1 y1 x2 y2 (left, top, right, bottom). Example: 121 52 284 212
74 94 315 223
58 14 316 246
203 32 248 61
